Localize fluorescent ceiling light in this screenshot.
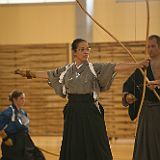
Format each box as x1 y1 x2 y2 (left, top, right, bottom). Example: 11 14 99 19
0 0 75 4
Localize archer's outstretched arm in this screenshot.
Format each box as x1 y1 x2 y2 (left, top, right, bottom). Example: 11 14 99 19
115 58 150 73
15 69 48 79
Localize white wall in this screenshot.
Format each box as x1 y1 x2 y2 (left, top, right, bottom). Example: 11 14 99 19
0 3 75 44
0 0 159 44
93 0 160 42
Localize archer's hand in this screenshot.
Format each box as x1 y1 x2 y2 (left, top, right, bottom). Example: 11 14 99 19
15 69 36 79
138 58 150 69
0 130 7 138
0 130 13 146
15 69 26 77
126 93 137 104
147 80 160 90
5 138 13 146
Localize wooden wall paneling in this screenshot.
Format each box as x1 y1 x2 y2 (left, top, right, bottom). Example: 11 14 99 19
0 41 145 138
89 41 145 139
0 44 69 136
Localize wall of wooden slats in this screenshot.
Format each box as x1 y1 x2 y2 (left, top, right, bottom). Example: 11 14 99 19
0 41 145 138
89 41 145 138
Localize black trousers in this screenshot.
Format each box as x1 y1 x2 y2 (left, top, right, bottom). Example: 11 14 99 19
1 131 45 160
60 94 112 160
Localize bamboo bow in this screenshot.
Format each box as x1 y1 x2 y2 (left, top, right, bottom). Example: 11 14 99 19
75 0 160 103
136 0 150 124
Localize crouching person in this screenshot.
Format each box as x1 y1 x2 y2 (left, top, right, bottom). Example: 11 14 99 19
0 89 45 160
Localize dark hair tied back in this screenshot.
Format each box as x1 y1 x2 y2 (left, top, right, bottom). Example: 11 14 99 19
71 38 87 51
8 89 23 102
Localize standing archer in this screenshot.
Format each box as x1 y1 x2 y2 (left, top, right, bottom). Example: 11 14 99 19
15 38 149 160
122 35 160 160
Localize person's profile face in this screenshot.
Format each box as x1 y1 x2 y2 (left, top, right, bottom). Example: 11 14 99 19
13 93 25 108
148 38 160 58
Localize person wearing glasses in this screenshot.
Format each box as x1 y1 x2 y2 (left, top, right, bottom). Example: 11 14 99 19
122 35 160 160
0 89 45 160
15 38 149 160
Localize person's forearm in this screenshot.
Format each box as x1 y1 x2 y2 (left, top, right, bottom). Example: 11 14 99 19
115 63 140 72
15 69 48 79
115 58 150 73
32 71 48 79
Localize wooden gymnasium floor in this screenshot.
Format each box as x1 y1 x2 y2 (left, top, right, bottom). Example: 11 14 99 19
0 136 134 160
32 136 134 160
